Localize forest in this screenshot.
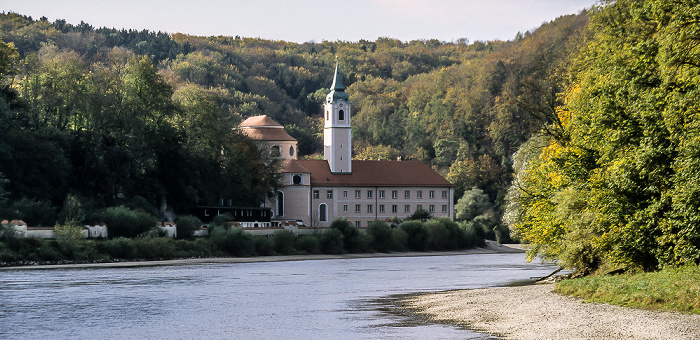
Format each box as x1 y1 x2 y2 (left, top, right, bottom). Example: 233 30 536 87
0 8 589 238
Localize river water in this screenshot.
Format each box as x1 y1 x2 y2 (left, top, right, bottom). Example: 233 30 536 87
0 253 558 339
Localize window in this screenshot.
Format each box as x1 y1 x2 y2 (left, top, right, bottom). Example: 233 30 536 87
327 190 333 199
355 190 361 199
292 174 302 185
417 191 423 199
404 190 410 199
429 205 435 213
355 204 361 213
417 204 423 211
313 190 319 199
326 110 329 120
379 190 385 199
277 192 284 216
319 204 327 222
442 190 448 199
367 205 373 213
270 145 281 157
429 190 435 199
289 146 295 157
379 205 385 213
392 205 398 213
367 221 372 227
442 205 448 213
355 221 361 228
367 190 373 199
343 190 348 198
339 109 345 120
392 190 398 199
404 205 410 213
343 204 348 212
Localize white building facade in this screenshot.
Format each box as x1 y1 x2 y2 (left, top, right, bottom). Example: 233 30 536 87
241 63 454 228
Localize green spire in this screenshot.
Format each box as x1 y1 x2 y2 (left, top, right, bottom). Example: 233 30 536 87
330 62 345 91
326 60 349 103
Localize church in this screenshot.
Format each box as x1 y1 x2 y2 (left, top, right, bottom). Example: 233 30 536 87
240 64 454 228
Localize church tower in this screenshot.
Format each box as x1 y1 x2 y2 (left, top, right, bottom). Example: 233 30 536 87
324 62 352 174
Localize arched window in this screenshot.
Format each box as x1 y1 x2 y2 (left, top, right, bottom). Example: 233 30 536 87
319 203 327 222
338 109 345 121
277 191 284 216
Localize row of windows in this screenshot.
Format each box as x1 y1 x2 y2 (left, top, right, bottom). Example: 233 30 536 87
341 204 448 214
314 189 449 200
318 202 449 226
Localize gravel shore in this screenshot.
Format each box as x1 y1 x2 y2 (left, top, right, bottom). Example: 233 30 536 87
402 283 700 340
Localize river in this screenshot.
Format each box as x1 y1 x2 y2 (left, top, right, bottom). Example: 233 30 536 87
0 253 558 339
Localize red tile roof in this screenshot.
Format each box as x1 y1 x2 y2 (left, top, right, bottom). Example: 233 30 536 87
239 115 283 127
239 115 297 142
281 159 311 173
293 159 453 187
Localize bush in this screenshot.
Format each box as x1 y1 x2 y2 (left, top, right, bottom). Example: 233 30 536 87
273 230 298 255
392 227 408 251
254 236 275 256
329 218 363 253
319 228 344 254
210 213 234 228
425 220 451 250
298 235 320 254
134 237 176 259
210 228 255 257
100 206 158 238
175 215 202 238
367 220 395 252
400 221 428 251
104 237 138 259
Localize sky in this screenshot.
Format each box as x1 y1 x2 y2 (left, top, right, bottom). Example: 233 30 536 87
4 0 599 43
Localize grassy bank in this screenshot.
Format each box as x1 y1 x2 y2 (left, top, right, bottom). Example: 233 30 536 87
554 266 700 314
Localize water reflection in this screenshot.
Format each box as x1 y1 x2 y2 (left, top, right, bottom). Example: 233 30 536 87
0 253 557 339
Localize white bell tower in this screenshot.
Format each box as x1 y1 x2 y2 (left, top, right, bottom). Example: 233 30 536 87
323 61 352 174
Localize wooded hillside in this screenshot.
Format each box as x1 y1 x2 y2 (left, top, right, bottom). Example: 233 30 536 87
0 11 588 234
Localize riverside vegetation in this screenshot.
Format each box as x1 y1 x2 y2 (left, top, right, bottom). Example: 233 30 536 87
0 214 485 266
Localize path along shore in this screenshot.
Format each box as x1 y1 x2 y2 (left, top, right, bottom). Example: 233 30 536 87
0 240 522 271
402 282 700 340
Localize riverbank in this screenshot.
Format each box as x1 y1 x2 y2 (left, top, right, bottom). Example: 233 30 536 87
0 240 523 270
402 283 700 340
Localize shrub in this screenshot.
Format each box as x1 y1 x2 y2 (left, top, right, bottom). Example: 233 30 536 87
104 237 138 259
392 227 408 251
210 228 255 257
329 218 362 253
100 206 158 238
298 235 320 254
400 221 428 251
175 215 202 238
367 220 395 252
210 213 234 228
134 237 176 259
319 228 345 254
254 236 275 256
273 230 298 255
425 220 451 250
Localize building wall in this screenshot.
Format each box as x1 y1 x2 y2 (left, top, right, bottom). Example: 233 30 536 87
309 186 454 228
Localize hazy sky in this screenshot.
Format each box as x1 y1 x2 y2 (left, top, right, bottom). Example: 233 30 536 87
4 0 598 43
